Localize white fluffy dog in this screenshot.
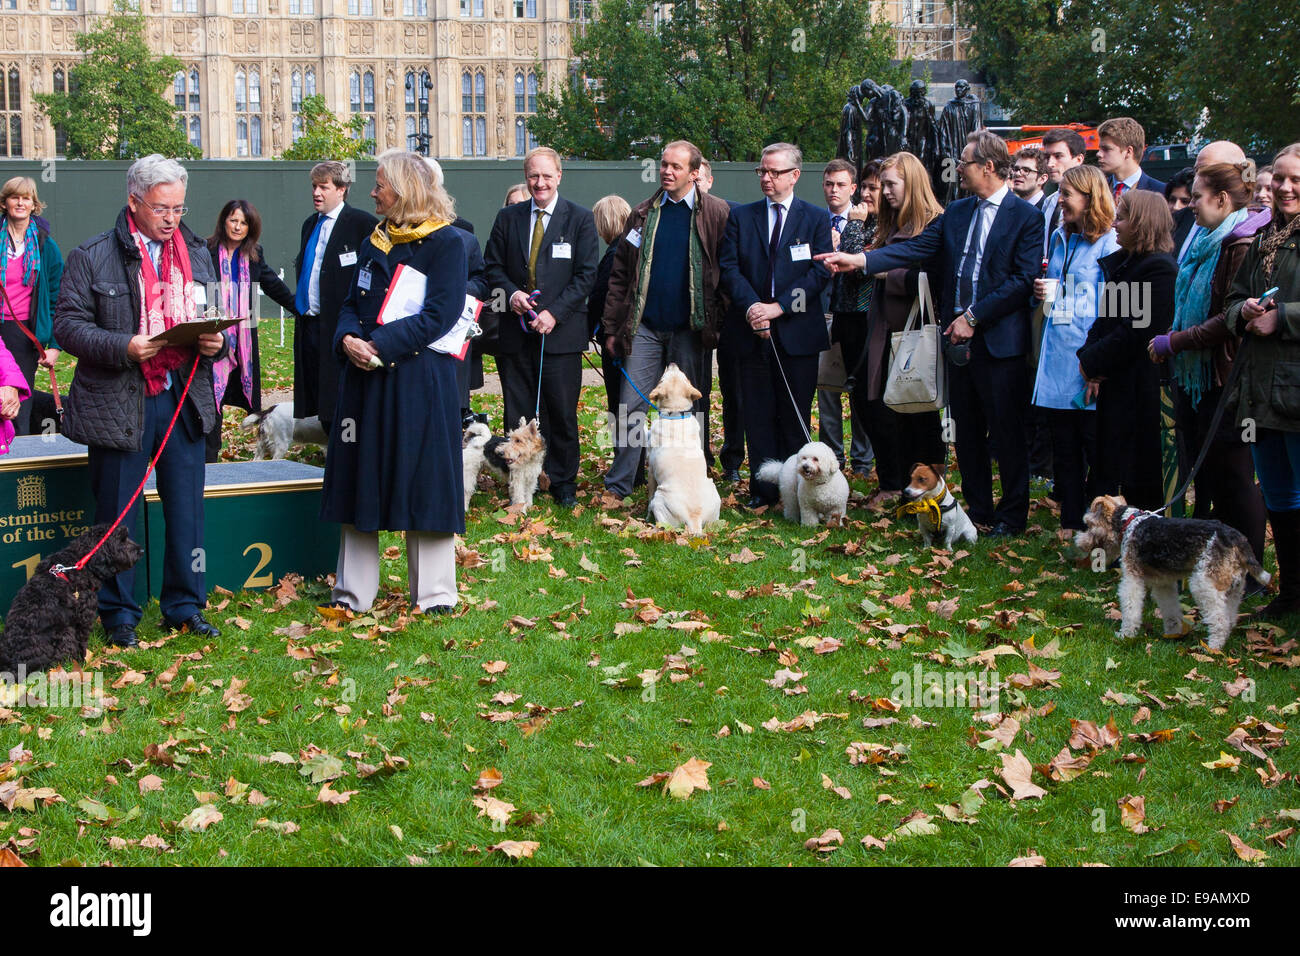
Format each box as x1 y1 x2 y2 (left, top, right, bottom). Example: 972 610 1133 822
644 364 720 536
756 441 849 526
240 402 328 460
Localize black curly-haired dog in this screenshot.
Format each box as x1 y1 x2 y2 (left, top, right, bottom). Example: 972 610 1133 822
0 524 143 676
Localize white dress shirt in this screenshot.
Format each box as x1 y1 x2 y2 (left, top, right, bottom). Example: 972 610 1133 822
522 194 560 260
307 202 344 316
766 196 790 244
957 183 1009 308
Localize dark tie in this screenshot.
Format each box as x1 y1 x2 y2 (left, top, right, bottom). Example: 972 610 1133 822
958 200 987 313
527 208 545 291
831 214 844 232
765 202 784 302
295 213 324 315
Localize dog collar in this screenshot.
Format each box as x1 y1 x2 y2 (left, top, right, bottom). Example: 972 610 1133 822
49 563 71 581
1121 509 1155 534
657 412 694 420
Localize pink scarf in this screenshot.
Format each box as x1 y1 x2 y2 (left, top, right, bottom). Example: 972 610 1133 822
212 244 254 407
127 211 196 396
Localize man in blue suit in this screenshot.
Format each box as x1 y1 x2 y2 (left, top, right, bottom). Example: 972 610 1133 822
819 131 1044 535
719 143 832 508
1097 117 1165 201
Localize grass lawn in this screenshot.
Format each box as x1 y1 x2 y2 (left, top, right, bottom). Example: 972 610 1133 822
5 333 1298 867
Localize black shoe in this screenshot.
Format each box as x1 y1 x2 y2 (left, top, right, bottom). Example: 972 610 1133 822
317 600 354 613
106 625 138 649
555 492 577 507
746 495 773 510
987 522 1020 538
415 604 455 616
722 468 742 483
162 612 221 638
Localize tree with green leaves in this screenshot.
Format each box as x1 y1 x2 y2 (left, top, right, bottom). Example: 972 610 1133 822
531 0 908 162
277 95 375 161
34 0 199 160
962 0 1299 153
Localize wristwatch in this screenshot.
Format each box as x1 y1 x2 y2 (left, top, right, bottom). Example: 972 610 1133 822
963 309 979 328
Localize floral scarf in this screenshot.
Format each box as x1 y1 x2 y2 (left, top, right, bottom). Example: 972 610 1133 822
127 212 195 396
212 244 254 407
0 217 40 294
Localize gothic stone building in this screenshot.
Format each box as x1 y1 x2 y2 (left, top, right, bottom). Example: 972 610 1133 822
0 0 583 159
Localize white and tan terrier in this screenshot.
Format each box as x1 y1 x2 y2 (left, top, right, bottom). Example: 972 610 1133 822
898 462 978 549
462 417 547 512
644 364 720 536
1074 494 1272 650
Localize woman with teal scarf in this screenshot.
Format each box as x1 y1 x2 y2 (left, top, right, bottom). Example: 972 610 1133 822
1148 162 1268 567
0 176 63 436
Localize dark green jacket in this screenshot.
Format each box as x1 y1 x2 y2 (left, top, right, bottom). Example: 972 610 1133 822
1 220 63 349
1224 220 1300 432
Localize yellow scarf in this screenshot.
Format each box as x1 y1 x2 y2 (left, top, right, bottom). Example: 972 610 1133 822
896 498 942 526
369 217 447 255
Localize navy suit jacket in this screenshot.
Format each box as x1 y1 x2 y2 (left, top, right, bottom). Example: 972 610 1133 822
861 190 1044 360
483 195 599 355
1110 171 1166 195
719 196 831 356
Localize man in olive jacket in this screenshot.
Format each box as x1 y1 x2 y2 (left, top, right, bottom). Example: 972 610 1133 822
601 140 731 498
53 155 227 649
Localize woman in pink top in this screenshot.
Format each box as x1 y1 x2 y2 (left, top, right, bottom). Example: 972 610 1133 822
1 176 63 435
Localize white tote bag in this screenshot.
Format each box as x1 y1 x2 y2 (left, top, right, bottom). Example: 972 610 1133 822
883 272 947 413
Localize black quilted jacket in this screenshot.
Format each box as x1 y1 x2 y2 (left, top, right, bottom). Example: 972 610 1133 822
53 210 223 452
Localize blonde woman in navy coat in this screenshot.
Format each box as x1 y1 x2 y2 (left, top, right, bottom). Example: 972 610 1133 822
320 150 467 615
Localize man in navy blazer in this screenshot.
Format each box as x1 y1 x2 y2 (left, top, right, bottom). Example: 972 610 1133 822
483 147 598 506
294 162 378 435
1097 117 1165 202
719 143 832 507
819 131 1044 534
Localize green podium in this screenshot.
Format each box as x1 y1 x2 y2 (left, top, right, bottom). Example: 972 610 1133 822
0 435 336 612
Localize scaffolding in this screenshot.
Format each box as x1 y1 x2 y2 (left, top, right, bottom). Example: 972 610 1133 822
882 0 971 61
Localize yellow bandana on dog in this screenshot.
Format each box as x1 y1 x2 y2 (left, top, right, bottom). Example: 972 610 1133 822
897 498 942 527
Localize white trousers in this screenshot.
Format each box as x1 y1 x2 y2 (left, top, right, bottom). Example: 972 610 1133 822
332 524 457 612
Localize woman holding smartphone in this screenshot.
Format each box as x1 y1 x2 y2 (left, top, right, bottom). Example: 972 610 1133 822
1146 162 1269 569
1223 143 1300 618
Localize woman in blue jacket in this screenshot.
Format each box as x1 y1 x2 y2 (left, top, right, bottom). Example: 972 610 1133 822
320 150 468 615
1032 164 1120 530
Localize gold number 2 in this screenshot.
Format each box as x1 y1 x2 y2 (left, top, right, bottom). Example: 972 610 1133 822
242 542 274 588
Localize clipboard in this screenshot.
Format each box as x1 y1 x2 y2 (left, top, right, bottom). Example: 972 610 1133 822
149 317 241 346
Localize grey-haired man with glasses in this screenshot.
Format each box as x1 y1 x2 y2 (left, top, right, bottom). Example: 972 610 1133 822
54 154 227 650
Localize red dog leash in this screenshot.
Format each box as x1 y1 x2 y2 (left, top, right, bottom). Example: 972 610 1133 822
50 355 202 581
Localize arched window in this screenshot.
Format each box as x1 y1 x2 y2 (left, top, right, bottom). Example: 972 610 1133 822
174 71 186 109
461 117 472 157
349 71 361 112
474 72 485 113
514 71 524 113
0 66 19 157
291 69 303 110
526 72 537 112
461 71 472 112
249 68 260 111
404 70 416 111
305 68 316 97
53 67 68 155
250 116 262 156
189 69 200 111
462 72 487 156
515 117 525 157
363 71 374 113
234 65 263 157
234 68 247 112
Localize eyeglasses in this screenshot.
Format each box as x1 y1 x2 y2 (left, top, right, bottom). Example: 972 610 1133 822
755 167 797 179
1011 166 1040 176
135 199 188 218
